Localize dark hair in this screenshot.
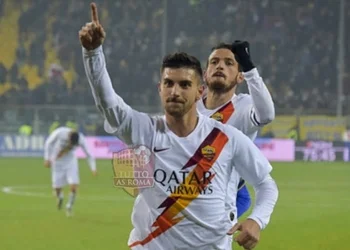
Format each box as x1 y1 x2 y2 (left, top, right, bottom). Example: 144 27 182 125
211 42 232 52
70 132 79 146
206 42 242 72
161 52 203 79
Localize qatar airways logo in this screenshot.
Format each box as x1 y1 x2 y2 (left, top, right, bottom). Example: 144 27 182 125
153 169 214 196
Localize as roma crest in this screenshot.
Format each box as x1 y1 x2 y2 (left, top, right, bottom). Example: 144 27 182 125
211 112 223 122
112 145 155 197
201 145 216 161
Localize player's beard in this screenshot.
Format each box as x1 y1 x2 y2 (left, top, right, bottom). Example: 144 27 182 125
206 78 237 94
165 103 188 118
164 97 191 118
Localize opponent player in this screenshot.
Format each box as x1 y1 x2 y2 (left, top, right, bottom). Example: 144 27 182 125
198 42 275 223
44 126 97 216
80 3 278 249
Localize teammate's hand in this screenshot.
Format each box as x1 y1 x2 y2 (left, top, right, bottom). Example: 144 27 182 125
44 160 51 168
231 40 255 72
227 219 260 250
92 170 98 177
79 2 106 50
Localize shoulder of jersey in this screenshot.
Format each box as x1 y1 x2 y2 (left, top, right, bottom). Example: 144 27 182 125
57 126 69 132
202 115 242 135
150 114 167 133
235 93 253 104
141 113 164 124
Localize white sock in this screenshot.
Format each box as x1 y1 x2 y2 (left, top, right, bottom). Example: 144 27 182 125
67 192 76 209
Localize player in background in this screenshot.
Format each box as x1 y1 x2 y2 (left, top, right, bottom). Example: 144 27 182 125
79 3 278 249
44 126 97 217
198 42 275 223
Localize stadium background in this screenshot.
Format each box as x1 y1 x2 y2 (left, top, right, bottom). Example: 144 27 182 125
1 0 349 249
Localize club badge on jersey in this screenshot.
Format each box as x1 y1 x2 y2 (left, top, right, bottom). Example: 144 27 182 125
201 145 216 161
208 101 235 124
211 112 224 122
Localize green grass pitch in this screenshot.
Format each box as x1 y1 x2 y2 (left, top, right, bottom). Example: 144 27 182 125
0 158 349 250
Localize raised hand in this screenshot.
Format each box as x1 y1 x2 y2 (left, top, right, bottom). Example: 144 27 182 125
231 40 255 72
79 2 106 50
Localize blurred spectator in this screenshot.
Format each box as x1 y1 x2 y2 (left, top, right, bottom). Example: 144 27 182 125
0 0 348 116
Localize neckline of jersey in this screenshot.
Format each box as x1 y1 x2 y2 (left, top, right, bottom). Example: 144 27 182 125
200 93 237 112
163 113 205 141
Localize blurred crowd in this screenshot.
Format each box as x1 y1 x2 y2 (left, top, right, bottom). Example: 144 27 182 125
0 0 349 114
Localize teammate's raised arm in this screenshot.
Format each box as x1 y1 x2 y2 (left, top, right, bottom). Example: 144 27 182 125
232 41 275 127
80 3 154 147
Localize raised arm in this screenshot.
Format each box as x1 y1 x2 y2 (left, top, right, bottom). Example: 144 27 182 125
79 3 154 147
232 41 275 127
244 71 275 127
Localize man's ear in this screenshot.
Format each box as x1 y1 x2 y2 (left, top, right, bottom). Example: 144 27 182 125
196 84 205 101
203 70 208 84
237 72 245 84
157 82 161 92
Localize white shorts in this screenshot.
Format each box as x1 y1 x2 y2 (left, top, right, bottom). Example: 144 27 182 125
51 166 80 188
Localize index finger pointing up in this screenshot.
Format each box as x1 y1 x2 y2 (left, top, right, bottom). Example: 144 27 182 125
91 2 99 25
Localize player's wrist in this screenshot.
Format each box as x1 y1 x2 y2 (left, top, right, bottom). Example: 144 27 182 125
238 58 255 72
82 45 103 56
246 216 263 230
242 67 259 80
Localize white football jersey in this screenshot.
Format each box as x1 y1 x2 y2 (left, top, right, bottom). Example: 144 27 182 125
197 93 260 141
197 75 275 217
105 109 271 250
197 94 259 216
44 127 95 171
83 46 274 250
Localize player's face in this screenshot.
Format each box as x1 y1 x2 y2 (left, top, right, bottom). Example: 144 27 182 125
205 48 244 93
159 68 203 117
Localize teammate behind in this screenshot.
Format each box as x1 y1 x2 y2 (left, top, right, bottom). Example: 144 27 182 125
198 41 275 225
80 3 278 249
44 127 97 216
